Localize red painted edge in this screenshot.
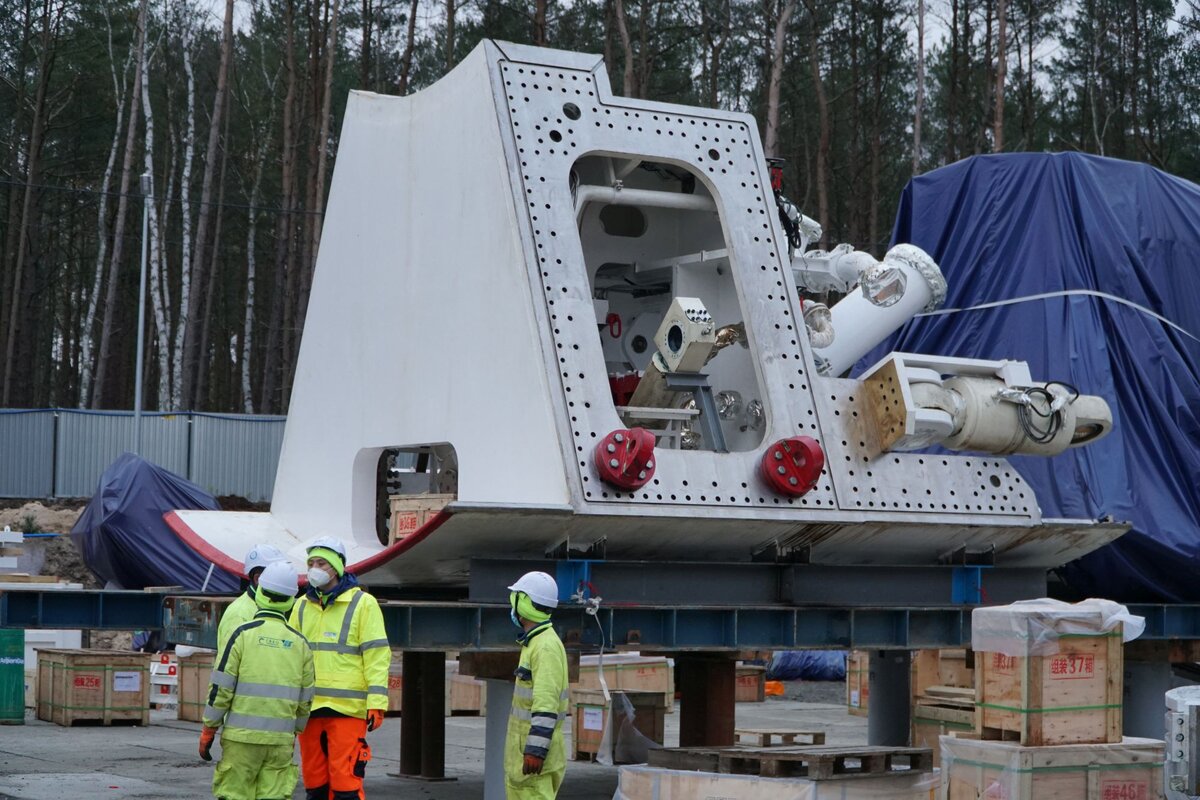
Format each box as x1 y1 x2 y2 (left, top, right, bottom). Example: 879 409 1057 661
163 507 454 579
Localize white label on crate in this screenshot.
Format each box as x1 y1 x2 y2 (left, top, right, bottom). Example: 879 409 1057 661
850 690 860 707
113 671 142 693
582 708 604 731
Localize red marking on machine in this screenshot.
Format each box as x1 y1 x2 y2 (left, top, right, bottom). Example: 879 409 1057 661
761 436 824 496
595 428 656 490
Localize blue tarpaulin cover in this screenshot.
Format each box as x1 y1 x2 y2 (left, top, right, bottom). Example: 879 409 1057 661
768 650 847 681
70 453 238 591
863 153 1200 602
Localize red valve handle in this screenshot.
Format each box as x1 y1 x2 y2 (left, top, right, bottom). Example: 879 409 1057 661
761 436 824 496
606 313 623 338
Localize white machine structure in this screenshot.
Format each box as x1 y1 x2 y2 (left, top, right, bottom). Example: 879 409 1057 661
168 42 1120 587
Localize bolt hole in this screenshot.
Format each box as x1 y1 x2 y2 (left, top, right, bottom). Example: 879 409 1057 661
562 103 581 120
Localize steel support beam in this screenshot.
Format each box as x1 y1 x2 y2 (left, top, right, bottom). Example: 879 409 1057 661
867 649 911 746
397 651 450 781
483 679 513 800
677 653 736 747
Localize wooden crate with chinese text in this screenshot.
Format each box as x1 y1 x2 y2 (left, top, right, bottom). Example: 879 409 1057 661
36 649 151 727
846 650 868 717
736 664 766 703
975 632 1122 746
387 494 454 544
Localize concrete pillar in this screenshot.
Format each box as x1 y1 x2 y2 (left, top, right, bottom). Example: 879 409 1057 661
484 679 514 800
867 649 911 746
398 651 448 780
677 653 736 747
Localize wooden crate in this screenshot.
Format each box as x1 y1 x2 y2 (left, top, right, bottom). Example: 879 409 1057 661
940 735 1164 800
573 655 674 711
912 649 974 701
846 650 869 717
383 654 463 717
37 649 151 727
572 689 667 762
975 631 1123 746
736 664 766 703
618 764 939 799
177 651 215 722
388 494 454 544
449 671 487 715
911 685 976 767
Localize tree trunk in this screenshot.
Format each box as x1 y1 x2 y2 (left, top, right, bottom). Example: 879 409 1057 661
180 0 233 410
79 21 133 408
446 0 456 71
171 20 197 408
534 0 548 44
139 9 171 409
993 0 1006 151
803 0 830 246
195 102 232 411
93 0 146 409
398 0 419 94
613 0 635 96
913 0 924 174
359 0 373 89
2 0 58 405
765 0 797 158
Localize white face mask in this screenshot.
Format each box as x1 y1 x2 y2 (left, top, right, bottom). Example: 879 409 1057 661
307 567 333 588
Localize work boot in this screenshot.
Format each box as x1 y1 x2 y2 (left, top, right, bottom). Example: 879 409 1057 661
331 792 361 800
304 785 330 800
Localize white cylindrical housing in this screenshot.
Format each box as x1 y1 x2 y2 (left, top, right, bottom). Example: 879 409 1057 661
814 244 946 376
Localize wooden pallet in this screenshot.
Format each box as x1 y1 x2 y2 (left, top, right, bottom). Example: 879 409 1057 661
650 745 933 781
735 728 826 747
721 745 933 780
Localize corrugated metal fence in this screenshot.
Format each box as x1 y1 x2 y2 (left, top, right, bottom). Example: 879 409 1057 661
0 409 286 502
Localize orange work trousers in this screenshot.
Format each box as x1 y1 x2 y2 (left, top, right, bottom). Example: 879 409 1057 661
299 716 370 800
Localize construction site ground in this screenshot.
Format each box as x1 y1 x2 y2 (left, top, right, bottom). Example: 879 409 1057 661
0 687 862 799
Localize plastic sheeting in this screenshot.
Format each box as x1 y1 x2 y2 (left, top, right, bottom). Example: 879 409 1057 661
70 453 237 591
768 650 847 682
866 153 1200 601
613 765 940 800
971 599 1146 657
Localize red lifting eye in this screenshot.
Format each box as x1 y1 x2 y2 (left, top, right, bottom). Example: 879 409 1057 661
595 428 656 490
761 436 824 496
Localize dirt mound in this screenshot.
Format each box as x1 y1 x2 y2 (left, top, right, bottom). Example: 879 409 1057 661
40 533 99 588
0 501 84 535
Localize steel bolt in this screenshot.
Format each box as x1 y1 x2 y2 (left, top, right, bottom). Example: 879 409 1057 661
606 443 616 453
645 460 653 469
789 476 799 486
614 433 624 443
638 471 646 480
777 465 786 475
774 450 783 460
609 459 619 468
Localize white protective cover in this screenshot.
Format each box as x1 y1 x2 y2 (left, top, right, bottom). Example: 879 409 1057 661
971 598 1147 657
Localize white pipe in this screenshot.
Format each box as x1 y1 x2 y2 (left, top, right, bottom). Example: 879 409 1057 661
574 184 716 224
813 244 946 376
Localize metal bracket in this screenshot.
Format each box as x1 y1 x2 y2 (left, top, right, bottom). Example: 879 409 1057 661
663 371 728 452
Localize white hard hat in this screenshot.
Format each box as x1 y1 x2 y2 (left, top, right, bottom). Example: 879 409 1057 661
508 571 559 609
306 536 347 560
258 561 298 597
243 544 286 577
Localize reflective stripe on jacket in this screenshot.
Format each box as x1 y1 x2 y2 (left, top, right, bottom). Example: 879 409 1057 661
505 622 569 787
203 609 316 745
288 586 390 717
216 589 256 654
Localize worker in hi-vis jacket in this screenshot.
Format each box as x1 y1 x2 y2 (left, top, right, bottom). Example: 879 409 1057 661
505 571 570 800
200 560 314 800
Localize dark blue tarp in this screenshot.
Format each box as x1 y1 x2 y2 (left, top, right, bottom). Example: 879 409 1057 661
768 650 847 681
862 153 1200 602
70 453 238 591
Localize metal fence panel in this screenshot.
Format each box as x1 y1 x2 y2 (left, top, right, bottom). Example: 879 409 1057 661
54 411 191 497
0 410 55 498
188 414 285 502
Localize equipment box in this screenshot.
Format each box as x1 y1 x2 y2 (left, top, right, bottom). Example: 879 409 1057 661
177 651 216 722
37 649 151 727
940 735 1163 800
572 689 667 762
388 494 454 544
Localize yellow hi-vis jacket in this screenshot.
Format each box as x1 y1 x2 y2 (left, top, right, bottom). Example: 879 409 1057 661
505 621 570 794
289 585 390 717
203 609 315 745
216 588 257 653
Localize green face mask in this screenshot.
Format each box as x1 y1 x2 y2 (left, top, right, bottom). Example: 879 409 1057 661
255 585 296 615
